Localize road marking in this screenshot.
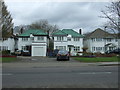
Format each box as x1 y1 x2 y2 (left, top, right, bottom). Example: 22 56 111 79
0 73 13 75
78 72 112 75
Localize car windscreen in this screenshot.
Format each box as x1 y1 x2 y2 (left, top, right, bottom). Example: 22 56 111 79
58 50 68 54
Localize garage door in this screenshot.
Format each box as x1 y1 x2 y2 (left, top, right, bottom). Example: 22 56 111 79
33 47 44 56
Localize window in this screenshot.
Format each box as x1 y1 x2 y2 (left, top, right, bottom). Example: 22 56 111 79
73 37 80 41
22 38 28 41
106 38 112 42
56 46 66 50
57 36 64 41
2 46 8 51
74 46 80 52
91 38 95 42
67 37 71 41
92 47 96 51
96 47 103 51
37 36 44 41
96 38 103 41
30 37 34 41
22 46 26 50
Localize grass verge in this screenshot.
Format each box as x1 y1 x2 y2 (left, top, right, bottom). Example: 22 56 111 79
0 57 17 63
73 56 119 62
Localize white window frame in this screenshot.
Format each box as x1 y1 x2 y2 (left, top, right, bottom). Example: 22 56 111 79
22 38 28 41
22 46 27 50
73 37 80 41
37 36 44 41
74 46 80 52
57 36 64 41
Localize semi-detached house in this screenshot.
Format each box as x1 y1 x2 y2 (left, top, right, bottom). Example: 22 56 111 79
52 29 84 56
17 29 48 56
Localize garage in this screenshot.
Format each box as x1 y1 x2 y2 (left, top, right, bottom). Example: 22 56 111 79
32 46 46 56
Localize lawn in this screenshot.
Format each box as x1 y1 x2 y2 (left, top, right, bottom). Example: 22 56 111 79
0 57 17 63
73 56 119 62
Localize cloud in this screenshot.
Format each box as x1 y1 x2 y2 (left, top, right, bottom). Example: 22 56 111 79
4 1 110 33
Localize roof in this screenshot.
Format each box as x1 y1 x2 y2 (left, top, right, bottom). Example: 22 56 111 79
52 29 84 38
52 30 68 36
19 29 47 37
62 29 83 37
84 28 116 39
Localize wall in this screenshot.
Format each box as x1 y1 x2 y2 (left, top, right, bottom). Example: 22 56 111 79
0 38 15 52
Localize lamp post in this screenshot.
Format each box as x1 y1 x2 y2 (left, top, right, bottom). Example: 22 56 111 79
104 26 107 53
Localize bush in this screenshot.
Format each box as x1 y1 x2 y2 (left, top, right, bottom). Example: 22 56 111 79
2 50 10 55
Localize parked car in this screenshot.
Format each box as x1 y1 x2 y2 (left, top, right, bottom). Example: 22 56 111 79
22 50 31 56
15 50 22 56
57 50 70 61
105 48 120 54
15 50 31 56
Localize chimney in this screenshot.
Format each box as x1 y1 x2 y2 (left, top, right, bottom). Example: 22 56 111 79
20 27 23 34
79 29 82 34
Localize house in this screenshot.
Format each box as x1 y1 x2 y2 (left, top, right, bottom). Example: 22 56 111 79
52 29 84 56
0 37 15 53
17 29 48 56
83 28 119 53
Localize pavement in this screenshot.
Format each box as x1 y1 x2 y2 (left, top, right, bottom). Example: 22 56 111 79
1 56 119 68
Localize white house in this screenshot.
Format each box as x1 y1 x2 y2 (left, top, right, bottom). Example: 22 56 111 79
52 29 84 56
17 29 48 56
83 28 119 53
0 37 15 53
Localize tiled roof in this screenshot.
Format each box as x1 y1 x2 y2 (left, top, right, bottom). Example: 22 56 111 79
52 29 84 37
84 28 117 39
52 30 68 36
62 29 84 37
19 29 47 36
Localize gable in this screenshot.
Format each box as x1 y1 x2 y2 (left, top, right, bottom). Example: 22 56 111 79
84 28 116 39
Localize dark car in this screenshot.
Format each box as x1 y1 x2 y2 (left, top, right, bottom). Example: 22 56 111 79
105 48 120 54
57 50 70 61
15 50 31 56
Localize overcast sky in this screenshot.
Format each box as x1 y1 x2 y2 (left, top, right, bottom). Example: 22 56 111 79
4 0 111 33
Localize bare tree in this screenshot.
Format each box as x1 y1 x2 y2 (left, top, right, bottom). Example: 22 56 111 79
101 1 120 34
30 19 59 36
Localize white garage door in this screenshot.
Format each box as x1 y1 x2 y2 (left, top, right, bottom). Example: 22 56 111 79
33 47 44 56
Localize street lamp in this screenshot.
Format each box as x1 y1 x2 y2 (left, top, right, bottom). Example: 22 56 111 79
104 26 107 53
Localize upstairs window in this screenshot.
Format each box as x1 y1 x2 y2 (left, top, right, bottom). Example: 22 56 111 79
22 38 28 41
91 38 95 42
67 37 71 41
106 38 112 42
37 36 44 41
57 36 64 41
96 38 103 41
73 37 80 41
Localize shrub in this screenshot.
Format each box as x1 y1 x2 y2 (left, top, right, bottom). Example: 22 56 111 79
2 50 10 55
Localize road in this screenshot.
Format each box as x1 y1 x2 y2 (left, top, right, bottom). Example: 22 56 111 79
1 57 119 88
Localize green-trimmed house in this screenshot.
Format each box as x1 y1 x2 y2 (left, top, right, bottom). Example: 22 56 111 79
17 29 48 56
52 29 84 56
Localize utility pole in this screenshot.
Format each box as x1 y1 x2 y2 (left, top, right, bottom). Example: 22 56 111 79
104 26 107 53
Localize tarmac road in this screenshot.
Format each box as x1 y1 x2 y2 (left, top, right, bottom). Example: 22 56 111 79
2 57 119 88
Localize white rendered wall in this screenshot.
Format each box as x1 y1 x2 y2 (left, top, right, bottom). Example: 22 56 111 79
0 38 15 52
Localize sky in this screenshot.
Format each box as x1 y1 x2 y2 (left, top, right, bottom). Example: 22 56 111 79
4 0 112 33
